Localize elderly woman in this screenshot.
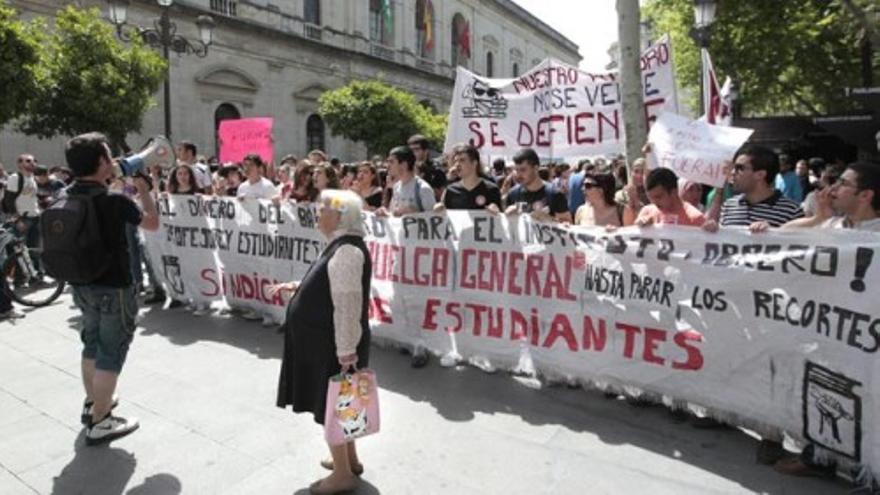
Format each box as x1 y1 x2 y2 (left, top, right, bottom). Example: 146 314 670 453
275 189 371 495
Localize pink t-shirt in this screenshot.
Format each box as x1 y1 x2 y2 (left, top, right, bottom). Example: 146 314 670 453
637 201 706 227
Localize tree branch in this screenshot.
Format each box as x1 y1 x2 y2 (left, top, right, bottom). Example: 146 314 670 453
840 0 880 47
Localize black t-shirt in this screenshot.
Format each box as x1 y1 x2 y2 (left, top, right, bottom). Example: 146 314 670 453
364 190 383 208
443 178 502 210
504 182 568 215
67 181 143 288
418 159 447 191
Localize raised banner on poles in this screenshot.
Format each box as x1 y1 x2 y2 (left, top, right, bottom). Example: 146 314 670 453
144 195 880 478
648 112 753 187
443 35 679 159
218 117 275 165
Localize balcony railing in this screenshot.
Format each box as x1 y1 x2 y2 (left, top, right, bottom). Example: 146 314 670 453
370 43 395 62
304 23 322 41
210 0 237 17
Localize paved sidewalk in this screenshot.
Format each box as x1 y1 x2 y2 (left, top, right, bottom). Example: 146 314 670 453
0 293 847 494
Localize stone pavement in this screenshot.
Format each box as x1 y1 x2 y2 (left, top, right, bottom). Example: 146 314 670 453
0 293 849 495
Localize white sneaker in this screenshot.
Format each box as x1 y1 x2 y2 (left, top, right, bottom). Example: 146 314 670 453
261 315 275 327
85 415 140 446
192 304 211 317
440 353 460 368
241 310 261 321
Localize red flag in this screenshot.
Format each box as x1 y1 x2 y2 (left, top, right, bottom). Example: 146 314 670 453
701 49 731 126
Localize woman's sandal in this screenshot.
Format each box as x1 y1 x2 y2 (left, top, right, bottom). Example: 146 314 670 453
319 458 364 476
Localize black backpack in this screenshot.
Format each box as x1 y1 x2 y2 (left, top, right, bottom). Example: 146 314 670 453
40 188 111 284
1 174 24 215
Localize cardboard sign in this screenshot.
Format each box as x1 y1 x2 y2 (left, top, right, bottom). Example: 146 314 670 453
218 117 274 164
648 112 753 187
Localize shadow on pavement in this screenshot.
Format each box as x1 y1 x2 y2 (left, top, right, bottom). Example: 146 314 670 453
137 304 283 360
132 305 847 494
293 478 381 495
51 431 182 495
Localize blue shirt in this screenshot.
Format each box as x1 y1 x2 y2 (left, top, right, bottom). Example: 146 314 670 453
775 171 804 203
568 172 585 214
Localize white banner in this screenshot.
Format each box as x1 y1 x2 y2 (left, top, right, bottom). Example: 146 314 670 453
443 35 679 160
145 195 880 478
648 112 753 187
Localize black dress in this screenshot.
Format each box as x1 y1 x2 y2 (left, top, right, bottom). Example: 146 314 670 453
276 235 372 425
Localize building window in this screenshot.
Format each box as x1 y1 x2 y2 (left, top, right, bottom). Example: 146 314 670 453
304 0 320 25
451 13 470 67
486 51 494 77
214 103 240 157
370 0 393 45
415 0 435 59
512 62 519 77
306 114 325 153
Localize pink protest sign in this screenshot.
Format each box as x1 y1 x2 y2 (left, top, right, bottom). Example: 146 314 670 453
218 117 274 164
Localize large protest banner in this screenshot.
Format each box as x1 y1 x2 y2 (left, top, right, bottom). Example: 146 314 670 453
144 195 880 477
443 35 679 160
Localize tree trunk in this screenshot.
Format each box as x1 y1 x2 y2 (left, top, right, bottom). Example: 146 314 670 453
617 0 647 172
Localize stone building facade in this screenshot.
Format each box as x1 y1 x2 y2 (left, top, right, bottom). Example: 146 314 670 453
1 0 579 166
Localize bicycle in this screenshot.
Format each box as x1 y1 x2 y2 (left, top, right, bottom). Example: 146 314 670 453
0 217 65 307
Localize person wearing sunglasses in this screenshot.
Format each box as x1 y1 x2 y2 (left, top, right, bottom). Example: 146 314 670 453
702 145 803 234
574 173 622 227
782 162 880 232
3 154 43 283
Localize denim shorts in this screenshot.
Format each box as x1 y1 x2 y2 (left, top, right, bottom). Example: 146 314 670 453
72 285 138 373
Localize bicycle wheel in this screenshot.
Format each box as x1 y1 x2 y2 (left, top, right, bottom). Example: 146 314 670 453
2 250 66 307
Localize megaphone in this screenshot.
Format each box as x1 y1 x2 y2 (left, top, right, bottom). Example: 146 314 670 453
116 135 176 178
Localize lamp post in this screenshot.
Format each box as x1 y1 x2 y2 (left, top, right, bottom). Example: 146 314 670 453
689 0 716 116
107 0 215 140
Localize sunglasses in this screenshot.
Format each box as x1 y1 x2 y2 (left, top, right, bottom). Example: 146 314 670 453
473 87 499 97
582 183 600 190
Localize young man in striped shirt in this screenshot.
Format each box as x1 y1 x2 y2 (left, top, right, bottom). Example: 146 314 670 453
703 145 804 233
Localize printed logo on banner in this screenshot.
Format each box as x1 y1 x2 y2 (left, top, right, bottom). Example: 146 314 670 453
802 361 862 461
462 78 508 118
162 255 186 296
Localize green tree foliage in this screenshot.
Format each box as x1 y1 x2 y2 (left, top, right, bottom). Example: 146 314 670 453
18 6 166 148
642 0 877 116
0 0 41 127
318 80 447 156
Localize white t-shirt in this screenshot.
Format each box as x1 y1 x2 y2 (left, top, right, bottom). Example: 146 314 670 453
391 176 435 213
7 173 39 215
192 162 213 190
237 177 278 199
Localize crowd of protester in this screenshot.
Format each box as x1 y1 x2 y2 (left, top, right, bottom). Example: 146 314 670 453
2 134 879 488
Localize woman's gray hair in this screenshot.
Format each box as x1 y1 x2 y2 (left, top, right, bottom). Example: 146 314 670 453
319 189 365 236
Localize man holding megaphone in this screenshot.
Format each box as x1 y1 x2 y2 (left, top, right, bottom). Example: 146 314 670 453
40 132 162 446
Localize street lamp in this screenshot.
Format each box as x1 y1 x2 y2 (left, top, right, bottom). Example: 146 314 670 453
689 0 716 116
106 0 215 140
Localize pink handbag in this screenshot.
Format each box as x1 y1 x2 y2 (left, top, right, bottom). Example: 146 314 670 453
324 369 380 446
